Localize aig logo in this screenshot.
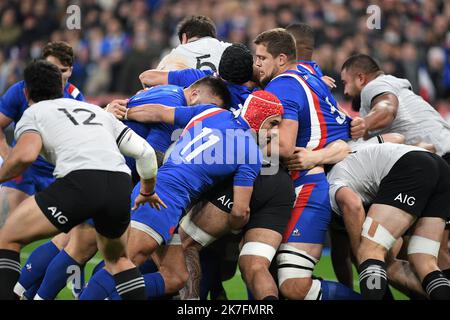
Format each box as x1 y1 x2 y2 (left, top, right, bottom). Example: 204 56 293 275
48 207 69 224
217 195 233 210
394 193 416 206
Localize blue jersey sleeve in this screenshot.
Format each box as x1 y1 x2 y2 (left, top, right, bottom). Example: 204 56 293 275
233 162 261 187
173 104 216 127
0 81 25 122
265 77 307 122
168 69 213 87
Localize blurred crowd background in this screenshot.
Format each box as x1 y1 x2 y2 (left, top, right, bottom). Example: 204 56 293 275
0 0 449 107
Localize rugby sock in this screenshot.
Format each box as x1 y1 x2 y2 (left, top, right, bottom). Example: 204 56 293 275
422 270 450 300
81 269 165 300
35 249 82 300
320 280 361 300
443 268 450 280
358 259 388 300
16 241 60 296
0 249 21 299
114 267 147 300
23 283 39 300
79 268 115 300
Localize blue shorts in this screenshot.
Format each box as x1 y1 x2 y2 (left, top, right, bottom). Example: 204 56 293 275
130 182 182 244
282 173 331 244
2 164 54 195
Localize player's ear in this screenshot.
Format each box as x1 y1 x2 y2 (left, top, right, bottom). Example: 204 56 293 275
181 33 188 44
278 53 288 67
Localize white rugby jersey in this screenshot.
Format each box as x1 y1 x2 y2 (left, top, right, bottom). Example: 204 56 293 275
157 37 231 71
360 74 450 156
15 98 131 178
328 142 425 216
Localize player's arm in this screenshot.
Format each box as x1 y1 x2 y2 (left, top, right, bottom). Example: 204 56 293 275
229 186 253 232
139 70 169 88
116 127 167 210
351 93 399 139
278 119 298 158
0 113 13 159
284 139 350 171
0 132 41 183
335 186 366 256
126 104 175 124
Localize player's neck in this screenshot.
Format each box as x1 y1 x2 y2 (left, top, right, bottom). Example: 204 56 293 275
186 36 201 44
279 62 298 75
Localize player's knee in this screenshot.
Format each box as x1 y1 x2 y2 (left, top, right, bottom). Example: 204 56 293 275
407 235 440 274
51 233 70 250
160 267 189 294
65 236 98 263
279 277 312 300
276 244 319 300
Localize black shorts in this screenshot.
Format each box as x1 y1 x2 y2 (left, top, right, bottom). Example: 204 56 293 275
35 170 133 238
205 168 295 235
373 151 450 220
441 152 450 230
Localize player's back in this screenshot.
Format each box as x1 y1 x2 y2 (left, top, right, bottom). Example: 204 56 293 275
328 142 425 213
16 98 130 178
360 74 450 155
126 85 186 140
160 107 261 206
160 37 231 72
268 69 351 151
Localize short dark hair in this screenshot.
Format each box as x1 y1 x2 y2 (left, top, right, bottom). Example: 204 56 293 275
254 28 296 62
341 54 381 74
286 23 314 60
42 41 74 67
24 60 63 103
190 76 231 109
177 15 216 42
219 43 253 85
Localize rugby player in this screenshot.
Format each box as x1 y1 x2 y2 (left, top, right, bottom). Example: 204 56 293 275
80 90 284 299
253 28 358 300
156 15 230 71
139 43 255 112
0 60 164 300
341 53 450 280
328 142 450 300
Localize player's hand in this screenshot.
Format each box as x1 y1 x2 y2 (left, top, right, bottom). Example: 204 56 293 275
105 99 128 120
350 117 367 139
321 75 336 89
132 193 168 211
284 147 319 171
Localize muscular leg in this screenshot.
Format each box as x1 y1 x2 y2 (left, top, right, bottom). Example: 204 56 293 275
238 228 281 300
96 227 147 300
179 201 230 299
357 204 415 300
0 187 29 228
408 217 450 300
0 196 60 299
438 229 450 278
34 223 98 299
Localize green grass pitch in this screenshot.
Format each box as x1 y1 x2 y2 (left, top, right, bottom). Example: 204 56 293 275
21 240 408 300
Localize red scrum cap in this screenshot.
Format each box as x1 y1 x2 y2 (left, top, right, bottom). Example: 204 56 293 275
241 90 284 133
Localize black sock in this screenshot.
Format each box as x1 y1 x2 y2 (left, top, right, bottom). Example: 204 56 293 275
358 259 388 300
422 270 450 300
113 267 147 300
262 295 278 300
442 268 450 280
0 249 21 300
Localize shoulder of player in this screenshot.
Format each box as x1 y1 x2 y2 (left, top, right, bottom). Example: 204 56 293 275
64 82 82 98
